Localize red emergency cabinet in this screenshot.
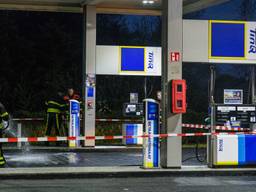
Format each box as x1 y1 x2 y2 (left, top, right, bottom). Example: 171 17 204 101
171 80 187 114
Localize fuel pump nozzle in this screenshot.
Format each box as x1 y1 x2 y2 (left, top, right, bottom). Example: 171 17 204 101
209 65 216 105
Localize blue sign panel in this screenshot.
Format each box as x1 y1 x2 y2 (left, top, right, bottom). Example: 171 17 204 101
71 101 80 114
69 100 80 147
87 87 94 97
126 124 137 145
143 99 159 168
121 47 145 71
148 102 158 120
210 21 245 58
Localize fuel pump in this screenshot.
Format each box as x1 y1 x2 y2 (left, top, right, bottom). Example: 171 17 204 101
143 99 160 168
69 100 80 148
207 65 256 167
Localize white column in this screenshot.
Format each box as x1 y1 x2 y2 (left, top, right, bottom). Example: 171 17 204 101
161 0 183 168
83 5 96 147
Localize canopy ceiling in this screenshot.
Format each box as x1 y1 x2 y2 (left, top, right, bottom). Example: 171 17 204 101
0 0 230 15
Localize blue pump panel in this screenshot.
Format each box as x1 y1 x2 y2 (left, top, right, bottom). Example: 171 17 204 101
215 134 256 166
244 135 256 164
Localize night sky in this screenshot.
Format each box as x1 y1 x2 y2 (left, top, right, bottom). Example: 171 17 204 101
0 0 255 120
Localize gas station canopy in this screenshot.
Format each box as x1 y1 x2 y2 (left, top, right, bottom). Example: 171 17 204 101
0 0 229 14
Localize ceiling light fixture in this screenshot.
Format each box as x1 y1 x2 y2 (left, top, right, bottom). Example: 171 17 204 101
142 0 155 5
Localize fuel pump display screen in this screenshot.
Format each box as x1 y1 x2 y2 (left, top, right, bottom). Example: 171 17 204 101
123 103 143 117
215 104 256 128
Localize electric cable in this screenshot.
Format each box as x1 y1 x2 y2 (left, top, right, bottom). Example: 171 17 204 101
195 138 207 162
182 137 207 163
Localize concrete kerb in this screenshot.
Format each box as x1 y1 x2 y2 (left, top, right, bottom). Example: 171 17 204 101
0 166 256 179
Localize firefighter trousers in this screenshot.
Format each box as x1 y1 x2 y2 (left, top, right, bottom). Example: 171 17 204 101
45 112 61 136
0 130 6 166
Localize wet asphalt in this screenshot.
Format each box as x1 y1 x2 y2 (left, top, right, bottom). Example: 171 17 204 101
2 147 206 168
1 176 256 192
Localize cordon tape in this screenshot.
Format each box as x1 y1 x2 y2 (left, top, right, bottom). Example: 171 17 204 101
181 123 250 131
1 131 256 143
12 118 250 131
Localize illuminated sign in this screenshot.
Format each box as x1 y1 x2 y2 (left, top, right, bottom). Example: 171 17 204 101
143 99 159 168
208 20 256 63
69 100 80 147
119 46 161 76
209 20 246 60
247 22 256 60
121 47 145 72
170 52 180 62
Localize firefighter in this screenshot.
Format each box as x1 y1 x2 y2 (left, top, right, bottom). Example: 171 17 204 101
63 88 80 103
45 92 66 137
0 102 9 166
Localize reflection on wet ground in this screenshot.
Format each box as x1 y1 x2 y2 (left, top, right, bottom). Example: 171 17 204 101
4 151 142 167
3 148 206 168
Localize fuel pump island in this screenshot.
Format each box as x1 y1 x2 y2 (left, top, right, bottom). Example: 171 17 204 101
208 66 256 167
142 67 256 168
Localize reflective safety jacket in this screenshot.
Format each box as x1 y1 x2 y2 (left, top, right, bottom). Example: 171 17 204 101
0 102 9 129
45 100 66 114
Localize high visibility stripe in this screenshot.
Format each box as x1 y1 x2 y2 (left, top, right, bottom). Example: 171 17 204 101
56 114 59 130
47 101 63 107
0 112 8 118
0 157 4 160
47 108 61 113
0 161 5 165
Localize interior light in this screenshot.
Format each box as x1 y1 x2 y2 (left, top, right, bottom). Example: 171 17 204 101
142 0 155 4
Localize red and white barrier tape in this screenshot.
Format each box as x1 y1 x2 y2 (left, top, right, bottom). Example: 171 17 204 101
1 132 256 143
10 118 251 132
182 123 250 131
12 118 44 121
95 119 143 122
12 118 143 123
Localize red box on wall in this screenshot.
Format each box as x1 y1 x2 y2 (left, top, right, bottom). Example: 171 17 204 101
171 79 187 114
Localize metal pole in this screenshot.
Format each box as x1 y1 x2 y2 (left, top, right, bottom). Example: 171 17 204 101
210 65 215 105
144 76 147 99
82 6 86 145
17 123 22 148
251 66 255 104
207 65 216 167
251 66 256 132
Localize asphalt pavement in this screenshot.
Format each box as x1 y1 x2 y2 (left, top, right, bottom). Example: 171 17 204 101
1 176 256 192
3 146 206 168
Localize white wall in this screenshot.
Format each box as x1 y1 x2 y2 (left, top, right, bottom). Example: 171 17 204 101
96 46 162 76
183 20 209 63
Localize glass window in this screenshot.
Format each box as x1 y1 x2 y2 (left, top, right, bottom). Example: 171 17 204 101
183 0 256 21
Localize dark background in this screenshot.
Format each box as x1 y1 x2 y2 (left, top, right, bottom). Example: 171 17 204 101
0 0 255 124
